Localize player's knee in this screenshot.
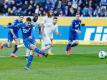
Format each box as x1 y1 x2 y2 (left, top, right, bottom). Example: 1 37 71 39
75 41 79 45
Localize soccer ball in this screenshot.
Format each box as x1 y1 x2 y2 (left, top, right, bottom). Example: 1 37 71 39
98 51 107 59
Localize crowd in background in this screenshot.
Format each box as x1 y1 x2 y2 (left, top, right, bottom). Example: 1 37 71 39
0 0 107 17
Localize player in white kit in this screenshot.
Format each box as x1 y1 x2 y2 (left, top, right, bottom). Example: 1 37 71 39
41 16 60 55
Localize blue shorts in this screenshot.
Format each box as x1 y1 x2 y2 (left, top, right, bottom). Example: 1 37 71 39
23 38 35 49
8 33 18 42
69 32 78 42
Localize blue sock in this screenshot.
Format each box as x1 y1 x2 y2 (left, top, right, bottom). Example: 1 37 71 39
12 45 18 54
26 55 33 68
34 48 47 57
3 43 8 48
66 43 71 51
71 43 78 47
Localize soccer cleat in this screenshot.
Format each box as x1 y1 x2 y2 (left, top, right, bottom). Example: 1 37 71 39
66 51 70 56
10 53 18 58
37 54 43 58
0 45 4 49
66 48 72 56
48 51 54 55
44 53 48 57
68 48 72 53
25 67 30 70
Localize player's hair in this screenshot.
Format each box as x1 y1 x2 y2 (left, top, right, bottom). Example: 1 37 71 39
26 17 31 22
47 9 52 17
33 14 38 22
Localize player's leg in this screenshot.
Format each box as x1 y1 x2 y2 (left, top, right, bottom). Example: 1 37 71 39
41 36 53 55
24 39 48 69
25 49 30 58
0 34 13 49
10 39 20 58
25 50 34 70
48 38 54 55
0 41 12 49
66 34 79 56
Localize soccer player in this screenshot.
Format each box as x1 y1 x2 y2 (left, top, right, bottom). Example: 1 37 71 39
41 17 60 55
0 16 24 57
41 10 55 55
16 14 42 59
16 17 48 70
65 13 81 56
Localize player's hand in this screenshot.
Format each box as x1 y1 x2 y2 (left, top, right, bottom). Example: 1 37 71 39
56 32 60 36
13 35 17 39
29 36 32 39
75 30 81 34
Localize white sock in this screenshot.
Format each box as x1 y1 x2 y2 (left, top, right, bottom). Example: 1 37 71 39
17 44 25 48
25 49 30 57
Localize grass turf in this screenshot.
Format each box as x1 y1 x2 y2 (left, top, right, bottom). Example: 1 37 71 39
0 44 107 80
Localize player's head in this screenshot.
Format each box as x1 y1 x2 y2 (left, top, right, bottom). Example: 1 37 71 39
75 13 80 20
53 17 57 24
26 17 31 27
33 14 38 22
47 9 53 17
18 16 24 22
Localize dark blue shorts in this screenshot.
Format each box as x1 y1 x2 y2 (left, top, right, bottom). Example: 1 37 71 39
69 32 78 42
8 33 18 42
23 38 35 49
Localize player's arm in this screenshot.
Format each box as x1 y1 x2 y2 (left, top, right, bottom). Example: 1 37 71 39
8 24 17 39
72 20 81 33
55 25 60 36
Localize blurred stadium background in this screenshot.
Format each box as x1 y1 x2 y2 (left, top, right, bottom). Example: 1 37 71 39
0 0 107 45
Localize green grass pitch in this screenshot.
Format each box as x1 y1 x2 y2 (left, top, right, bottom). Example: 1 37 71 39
0 44 107 80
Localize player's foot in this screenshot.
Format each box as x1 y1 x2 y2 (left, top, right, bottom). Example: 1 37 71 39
66 51 70 56
44 53 48 57
66 48 72 56
10 53 18 58
25 67 30 70
37 54 43 58
68 48 72 53
0 44 4 49
48 51 54 55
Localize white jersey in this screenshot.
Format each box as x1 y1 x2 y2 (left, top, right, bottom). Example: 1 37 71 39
43 23 58 37
43 16 53 24
42 23 58 44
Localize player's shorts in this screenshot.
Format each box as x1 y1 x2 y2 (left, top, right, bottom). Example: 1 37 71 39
8 32 18 42
23 38 35 49
42 34 51 45
69 32 78 42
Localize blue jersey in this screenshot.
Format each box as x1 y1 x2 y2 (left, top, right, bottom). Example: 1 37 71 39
18 22 34 39
70 19 81 33
17 22 36 49
8 19 22 34
69 19 81 41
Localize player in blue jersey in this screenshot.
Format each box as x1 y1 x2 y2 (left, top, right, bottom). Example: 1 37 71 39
17 17 48 70
65 13 81 56
0 16 24 57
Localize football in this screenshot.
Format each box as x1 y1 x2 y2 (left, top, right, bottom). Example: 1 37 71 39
98 51 107 59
